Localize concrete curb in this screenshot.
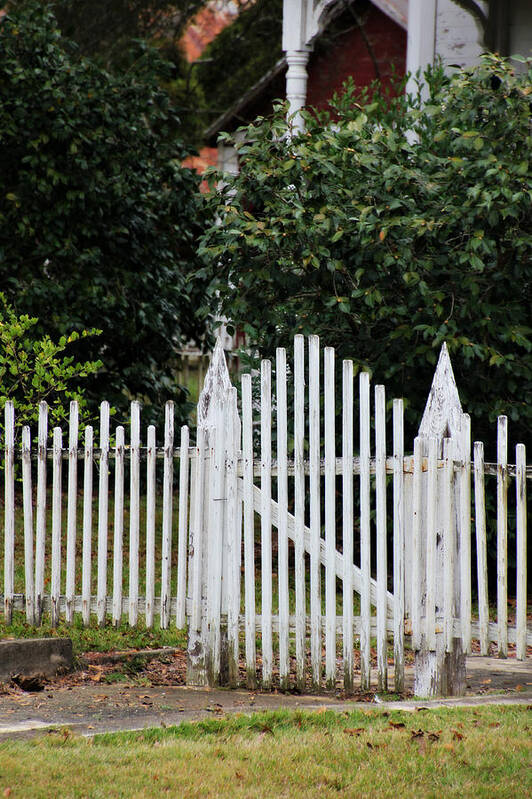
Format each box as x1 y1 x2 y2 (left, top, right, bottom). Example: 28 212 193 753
0 638 73 682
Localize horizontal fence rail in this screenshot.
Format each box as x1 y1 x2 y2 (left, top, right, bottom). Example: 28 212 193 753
1 336 530 697
14 447 532 480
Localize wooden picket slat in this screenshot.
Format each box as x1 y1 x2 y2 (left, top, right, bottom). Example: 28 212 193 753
206 396 226 684
225 387 240 687
190 426 206 634
260 359 273 689
342 360 354 692
359 371 371 691
309 335 321 689
241 373 256 688
426 436 438 651
65 401 79 625
176 425 190 630
81 425 93 626
145 425 156 628
276 348 290 690
35 401 48 623
496 415 508 657
112 426 125 627
51 427 62 627
515 443 527 661
473 441 489 655
293 335 306 690
97 402 110 626
411 437 422 651
21 426 35 625
375 384 387 692
160 402 174 629
3 401 15 623
392 398 404 693
324 347 336 690
460 414 472 653
129 402 141 627
443 438 454 653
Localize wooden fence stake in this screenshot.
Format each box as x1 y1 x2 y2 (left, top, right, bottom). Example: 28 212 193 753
65 402 79 625
293 336 306 691
34 401 48 624
4 402 15 624
515 443 527 661
342 360 354 693
112 427 125 627
160 402 174 629
21 426 35 625
413 344 466 697
187 338 232 687
97 402 110 626
359 371 371 691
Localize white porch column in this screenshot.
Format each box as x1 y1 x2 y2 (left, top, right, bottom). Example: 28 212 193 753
285 50 310 132
406 0 436 99
282 0 313 132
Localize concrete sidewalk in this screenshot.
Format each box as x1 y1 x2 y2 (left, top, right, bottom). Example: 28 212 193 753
0 656 530 740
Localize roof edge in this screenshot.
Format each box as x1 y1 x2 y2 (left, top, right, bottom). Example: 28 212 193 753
204 56 287 143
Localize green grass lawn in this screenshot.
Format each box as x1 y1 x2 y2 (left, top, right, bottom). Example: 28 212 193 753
0 611 187 657
0 706 530 798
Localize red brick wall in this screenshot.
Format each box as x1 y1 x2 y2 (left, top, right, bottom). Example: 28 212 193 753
306 6 406 110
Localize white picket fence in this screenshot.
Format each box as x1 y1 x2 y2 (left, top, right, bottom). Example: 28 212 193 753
1 335 530 695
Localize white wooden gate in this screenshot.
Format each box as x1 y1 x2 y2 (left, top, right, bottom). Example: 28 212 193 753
184 336 530 695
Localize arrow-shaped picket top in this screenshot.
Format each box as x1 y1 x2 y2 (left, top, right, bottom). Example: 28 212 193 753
197 336 232 430
418 342 464 442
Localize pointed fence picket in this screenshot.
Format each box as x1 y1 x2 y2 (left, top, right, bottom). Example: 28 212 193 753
0 336 530 698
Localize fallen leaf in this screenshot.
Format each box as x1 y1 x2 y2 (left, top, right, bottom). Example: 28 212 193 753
411 729 424 739
452 730 465 741
344 728 365 736
259 724 273 735
428 732 440 742
388 721 406 729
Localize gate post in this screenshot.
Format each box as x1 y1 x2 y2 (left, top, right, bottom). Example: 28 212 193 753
186 339 237 687
412 344 467 697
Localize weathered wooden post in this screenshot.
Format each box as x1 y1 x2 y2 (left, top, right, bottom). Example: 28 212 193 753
411 343 468 697
186 339 240 687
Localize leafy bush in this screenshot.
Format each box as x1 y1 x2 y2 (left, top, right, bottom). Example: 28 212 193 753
0 2 209 428
0 295 102 437
199 55 531 453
